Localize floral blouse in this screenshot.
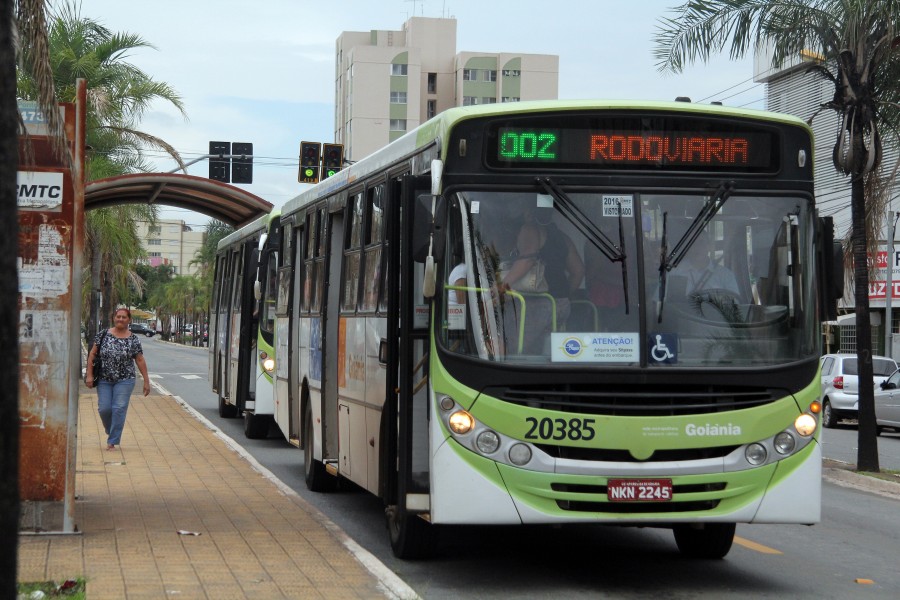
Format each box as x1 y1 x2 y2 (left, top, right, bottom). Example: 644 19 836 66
94 330 143 382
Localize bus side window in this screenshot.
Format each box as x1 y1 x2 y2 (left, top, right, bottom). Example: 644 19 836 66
362 184 385 313
343 192 364 312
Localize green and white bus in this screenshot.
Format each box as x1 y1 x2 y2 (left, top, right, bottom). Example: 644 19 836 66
209 210 282 439
222 100 843 559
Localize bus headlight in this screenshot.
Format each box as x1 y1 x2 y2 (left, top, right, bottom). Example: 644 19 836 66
508 444 532 466
794 413 817 437
773 431 796 455
448 410 475 434
476 430 500 454
260 352 275 373
745 443 767 465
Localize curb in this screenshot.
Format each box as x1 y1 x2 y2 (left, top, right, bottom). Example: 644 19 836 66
822 464 900 501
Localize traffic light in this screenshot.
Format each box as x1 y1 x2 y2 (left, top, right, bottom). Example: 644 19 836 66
322 143 344 179
231 142 253 184
209 141 230 182
299 141 321 184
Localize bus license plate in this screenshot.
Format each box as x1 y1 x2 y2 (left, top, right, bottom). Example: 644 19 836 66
607 479 673 502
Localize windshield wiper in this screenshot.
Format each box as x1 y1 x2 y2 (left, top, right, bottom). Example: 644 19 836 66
662 180 735 272
536 177 630 313
656 181 735 323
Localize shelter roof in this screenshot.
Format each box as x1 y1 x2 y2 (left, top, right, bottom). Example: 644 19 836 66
85 173 272 228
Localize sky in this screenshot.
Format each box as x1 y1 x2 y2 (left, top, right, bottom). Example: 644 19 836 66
67 0 766 229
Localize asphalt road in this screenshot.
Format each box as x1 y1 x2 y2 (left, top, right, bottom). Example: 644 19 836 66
146 338 900 599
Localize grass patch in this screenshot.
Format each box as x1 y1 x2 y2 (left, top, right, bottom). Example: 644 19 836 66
17 579 85 598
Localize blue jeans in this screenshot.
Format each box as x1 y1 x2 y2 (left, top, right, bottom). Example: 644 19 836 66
97 378 135 446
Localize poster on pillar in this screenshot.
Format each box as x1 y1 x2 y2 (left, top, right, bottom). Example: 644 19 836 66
17 97 82 526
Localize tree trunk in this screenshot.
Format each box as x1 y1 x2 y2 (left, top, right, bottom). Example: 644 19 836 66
89 234 102 341
852 174 880 472
0 0 20 592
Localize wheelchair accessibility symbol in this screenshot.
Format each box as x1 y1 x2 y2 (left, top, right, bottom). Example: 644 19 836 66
649 333 677 363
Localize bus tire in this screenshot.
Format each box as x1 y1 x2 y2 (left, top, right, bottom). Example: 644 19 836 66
821 400 835 428
244 411 270 439
304 402 335 492
385 505 433 559
673 523 735 559
218 394 238 418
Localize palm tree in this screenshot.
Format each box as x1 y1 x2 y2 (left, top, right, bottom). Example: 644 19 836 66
17 1 188 339
654 0 900 472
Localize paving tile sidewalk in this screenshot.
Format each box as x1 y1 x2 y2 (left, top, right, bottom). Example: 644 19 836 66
18 385 417 599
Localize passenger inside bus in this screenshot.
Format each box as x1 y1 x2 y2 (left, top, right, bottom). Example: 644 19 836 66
499 204 584 352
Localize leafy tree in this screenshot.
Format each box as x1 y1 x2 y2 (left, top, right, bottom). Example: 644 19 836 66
17 1 188 337
654 0 900 472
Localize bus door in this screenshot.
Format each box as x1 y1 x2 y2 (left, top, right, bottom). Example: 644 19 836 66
383 174 433 555
275 226 298 444
230 241 259 413
320 207 345 469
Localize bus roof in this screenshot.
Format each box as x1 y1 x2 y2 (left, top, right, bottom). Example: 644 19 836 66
280 99 811 219
217 210 281 252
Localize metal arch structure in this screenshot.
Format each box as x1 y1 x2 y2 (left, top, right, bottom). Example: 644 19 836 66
85 172 273 228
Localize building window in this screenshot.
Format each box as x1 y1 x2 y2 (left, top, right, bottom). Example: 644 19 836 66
462 69 478 81
149 252 161 258
502 69 521 77
148 239 161 245
389 91 407 104
484 70 497 82
391 63 407 76
482 97 496 104
462 96 478 106
501 96 521 103
389 119 407 131
427 73 437 93
148 225 161 235
427 100 436 119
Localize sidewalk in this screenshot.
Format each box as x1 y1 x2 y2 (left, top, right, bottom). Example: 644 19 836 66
17 384 418 599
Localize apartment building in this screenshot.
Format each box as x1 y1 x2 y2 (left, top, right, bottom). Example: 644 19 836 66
136 219 205 276
335 17 559 160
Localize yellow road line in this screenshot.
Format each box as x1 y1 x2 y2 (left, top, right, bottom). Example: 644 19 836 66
734 535 783 554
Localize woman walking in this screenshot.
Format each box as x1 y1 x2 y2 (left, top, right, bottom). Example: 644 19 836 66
85 308 151 450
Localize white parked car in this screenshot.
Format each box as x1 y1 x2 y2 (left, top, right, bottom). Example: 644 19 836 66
875 369 900 435
819 354 898 428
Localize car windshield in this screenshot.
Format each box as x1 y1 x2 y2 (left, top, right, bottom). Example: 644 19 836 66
843 358 897 376
437 188 817 368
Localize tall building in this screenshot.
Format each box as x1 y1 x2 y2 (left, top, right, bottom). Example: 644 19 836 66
136 219 205 276
335 17 559 160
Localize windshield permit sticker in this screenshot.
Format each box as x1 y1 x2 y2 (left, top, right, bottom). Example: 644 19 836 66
602 195 633 217
648 333 678 364
470 200 480 214
551 332 639 363
537 193 554 208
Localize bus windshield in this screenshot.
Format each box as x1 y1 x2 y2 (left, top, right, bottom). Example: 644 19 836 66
438 188 818 368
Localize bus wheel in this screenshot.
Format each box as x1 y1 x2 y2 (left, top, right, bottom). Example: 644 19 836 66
385 505 433 559
244 411 270 439
673 523 735 559
218 394 237 418
304 403 335 492
821 400 836 428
